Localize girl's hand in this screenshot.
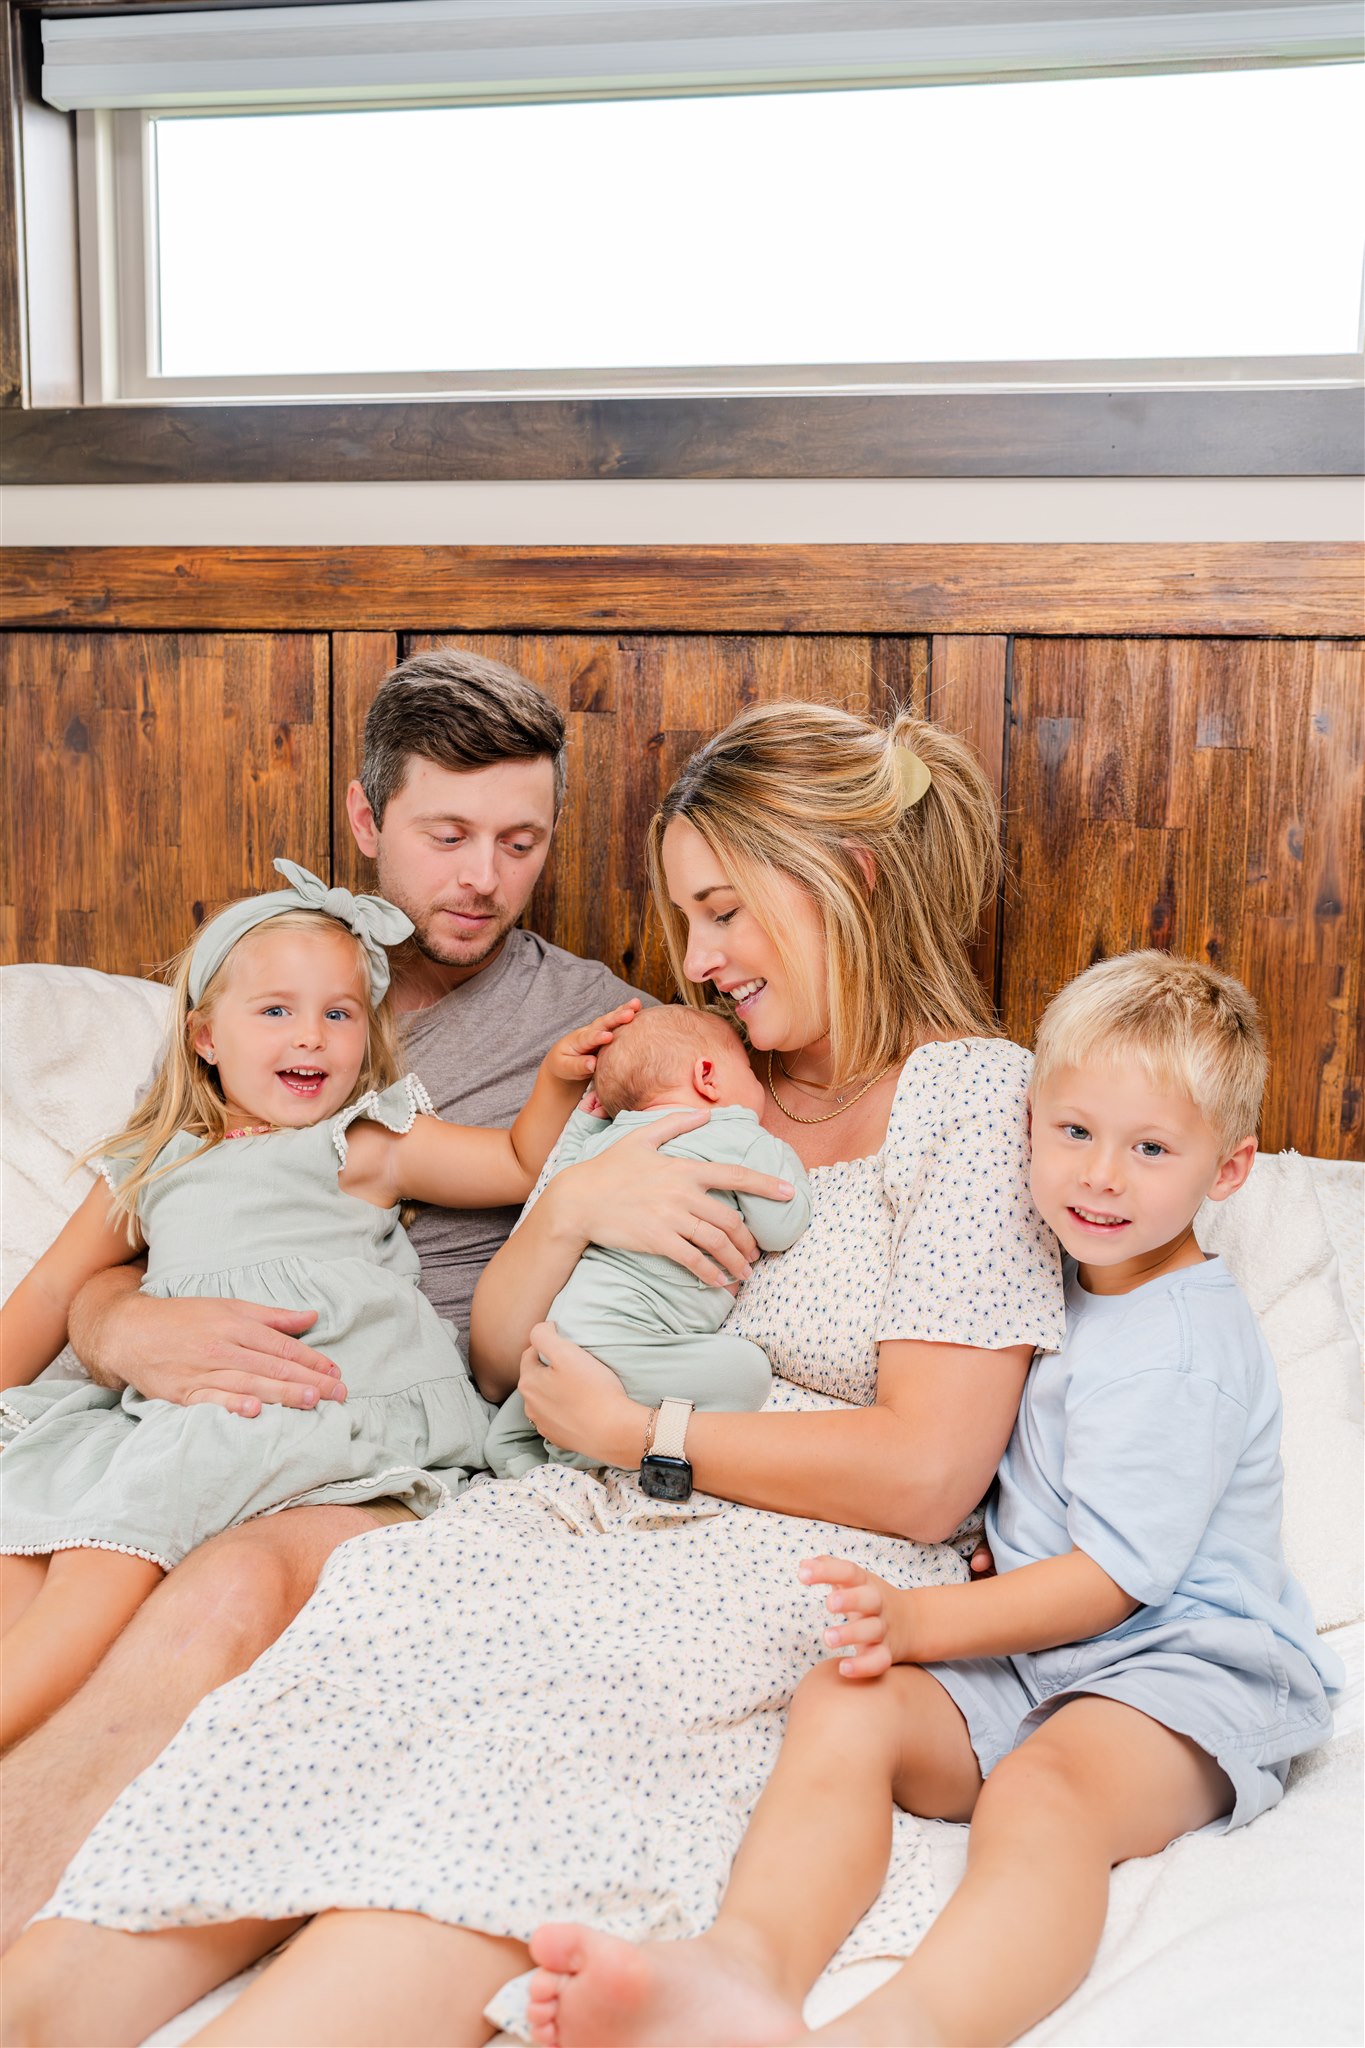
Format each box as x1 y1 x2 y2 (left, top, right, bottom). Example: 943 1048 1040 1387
800 1555 911 1679
546 1000 642 1083
518 1321 649 1470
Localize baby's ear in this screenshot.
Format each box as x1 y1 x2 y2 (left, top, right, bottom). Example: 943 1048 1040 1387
1205 1135 1257 1203
693 1056 722 1103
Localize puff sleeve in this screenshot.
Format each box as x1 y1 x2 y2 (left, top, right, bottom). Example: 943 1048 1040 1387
878 1041 1064 1354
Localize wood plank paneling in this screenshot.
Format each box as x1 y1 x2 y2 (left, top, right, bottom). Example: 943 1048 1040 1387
332 633 929 1001
1001 637 1365 1158
931 634 1009 998
330 631 398 886
0 632 330 974
2 545 1359 638
4 388 1359 484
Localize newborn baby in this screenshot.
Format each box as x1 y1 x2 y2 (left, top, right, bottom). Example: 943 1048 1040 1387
485 1006 811 1478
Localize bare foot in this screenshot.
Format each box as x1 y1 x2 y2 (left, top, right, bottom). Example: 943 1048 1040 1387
527 1922 807 2047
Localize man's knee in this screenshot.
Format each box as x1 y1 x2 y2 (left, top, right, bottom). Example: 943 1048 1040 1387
152 1521 322 1668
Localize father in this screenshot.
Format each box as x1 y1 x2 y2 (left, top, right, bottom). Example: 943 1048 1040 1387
0 648 770 1946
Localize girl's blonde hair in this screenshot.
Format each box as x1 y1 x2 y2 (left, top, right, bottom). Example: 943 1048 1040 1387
92 908 404 1239
645 702 1001 1086
1031 951 1267 1150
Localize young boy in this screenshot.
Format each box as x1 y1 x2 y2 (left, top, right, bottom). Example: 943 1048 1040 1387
485 1005 811 1479
525 952 1342 2047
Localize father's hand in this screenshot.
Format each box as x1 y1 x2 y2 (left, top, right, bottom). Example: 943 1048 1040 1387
556 1110 795 1287
68 1265 345 1416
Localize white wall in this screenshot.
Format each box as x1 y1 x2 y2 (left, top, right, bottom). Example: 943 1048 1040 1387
2 477 1361 545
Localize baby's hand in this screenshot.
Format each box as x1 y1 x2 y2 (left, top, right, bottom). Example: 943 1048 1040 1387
546 1000 641 1083
581 1090 608 1120
800 1555 905 1679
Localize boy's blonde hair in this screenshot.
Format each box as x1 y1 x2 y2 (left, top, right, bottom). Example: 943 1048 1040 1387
645 702 1001 1089
91 908 404 1240
593 1006 743 1119
1031 951 1266 1150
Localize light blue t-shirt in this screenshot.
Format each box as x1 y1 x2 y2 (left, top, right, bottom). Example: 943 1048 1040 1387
988 1256 1337 1686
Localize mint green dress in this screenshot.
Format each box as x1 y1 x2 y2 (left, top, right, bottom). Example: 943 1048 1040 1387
0 1077 491 1569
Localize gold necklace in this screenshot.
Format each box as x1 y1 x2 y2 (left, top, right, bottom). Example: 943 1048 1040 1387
223 1123 273 1140
765 1051 888 1125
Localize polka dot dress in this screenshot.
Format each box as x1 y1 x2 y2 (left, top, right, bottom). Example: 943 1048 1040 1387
40 1040 1064 1993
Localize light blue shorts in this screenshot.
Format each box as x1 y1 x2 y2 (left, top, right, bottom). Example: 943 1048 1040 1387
928 1614 1335 1831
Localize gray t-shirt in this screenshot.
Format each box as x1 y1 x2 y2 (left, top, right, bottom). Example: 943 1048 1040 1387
400 928 648 1342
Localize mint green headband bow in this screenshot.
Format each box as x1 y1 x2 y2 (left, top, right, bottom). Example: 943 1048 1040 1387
187 859 413 1006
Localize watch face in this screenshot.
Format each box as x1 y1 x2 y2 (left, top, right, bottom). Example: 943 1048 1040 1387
639 1455 692 1502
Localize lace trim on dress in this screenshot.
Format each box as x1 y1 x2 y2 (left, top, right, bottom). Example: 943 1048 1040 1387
0 1535 173 1569
331 1074 436 1168
0 1397 35 1435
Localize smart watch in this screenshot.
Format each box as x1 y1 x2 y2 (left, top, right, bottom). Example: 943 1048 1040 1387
638 1397 694 1501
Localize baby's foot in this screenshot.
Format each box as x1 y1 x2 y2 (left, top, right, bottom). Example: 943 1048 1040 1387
527 1922 806 2047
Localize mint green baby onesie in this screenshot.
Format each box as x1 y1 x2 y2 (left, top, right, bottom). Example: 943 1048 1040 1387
485 1106 811 1477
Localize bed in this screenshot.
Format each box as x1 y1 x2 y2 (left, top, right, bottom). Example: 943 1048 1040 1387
3 962 1361 2048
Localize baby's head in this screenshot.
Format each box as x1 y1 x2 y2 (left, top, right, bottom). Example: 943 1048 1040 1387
592 1006 765 1118
1028 951 1265 1281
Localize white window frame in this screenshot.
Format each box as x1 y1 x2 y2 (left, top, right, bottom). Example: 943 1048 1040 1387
77 93 1365 406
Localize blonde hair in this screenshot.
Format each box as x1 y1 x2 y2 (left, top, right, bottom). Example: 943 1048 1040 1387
593 1006 744 1118
1031 951 1266 1150
92 908 404 1239
645 702 1001 1087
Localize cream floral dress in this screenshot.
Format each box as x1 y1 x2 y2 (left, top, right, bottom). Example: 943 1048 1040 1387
40 1039 1064 2019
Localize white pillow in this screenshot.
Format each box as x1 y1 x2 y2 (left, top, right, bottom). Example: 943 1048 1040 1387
1197 1151 1364 1630
1 963 174 1377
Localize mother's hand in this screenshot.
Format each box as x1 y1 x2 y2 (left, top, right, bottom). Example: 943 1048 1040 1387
552 1110 793 1286
518 1322 649 1470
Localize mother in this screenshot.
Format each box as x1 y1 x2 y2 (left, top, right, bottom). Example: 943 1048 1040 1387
6 703 1064 2047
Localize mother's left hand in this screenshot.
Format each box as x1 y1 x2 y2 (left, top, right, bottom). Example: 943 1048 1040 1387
518 1322 649 1470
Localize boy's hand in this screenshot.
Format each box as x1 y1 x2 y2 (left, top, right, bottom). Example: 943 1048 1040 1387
800 1554 912 1679
546 1000 641 1083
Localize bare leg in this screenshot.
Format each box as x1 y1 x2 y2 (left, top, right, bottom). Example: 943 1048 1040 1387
188 1910 529 2048
0 1914 303 2048
0 1503 384 1952
0 1558 48 1634
0 1551 164 1752
807 1696 1233 2047
529 1661 980 2048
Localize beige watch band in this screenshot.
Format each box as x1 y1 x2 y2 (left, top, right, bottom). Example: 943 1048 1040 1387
649 1397 694 1462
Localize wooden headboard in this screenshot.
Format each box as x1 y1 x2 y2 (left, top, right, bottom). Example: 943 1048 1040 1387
2 543 1360 1158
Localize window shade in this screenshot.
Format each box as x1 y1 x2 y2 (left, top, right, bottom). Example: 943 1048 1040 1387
41 0 1365 112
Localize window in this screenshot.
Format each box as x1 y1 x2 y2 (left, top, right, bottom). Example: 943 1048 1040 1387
127 67 1364 394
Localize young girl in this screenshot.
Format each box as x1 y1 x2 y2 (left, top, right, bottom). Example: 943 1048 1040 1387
0 859 637 1751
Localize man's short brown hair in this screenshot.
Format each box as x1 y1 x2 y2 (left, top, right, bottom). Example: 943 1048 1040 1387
360 647 566 825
